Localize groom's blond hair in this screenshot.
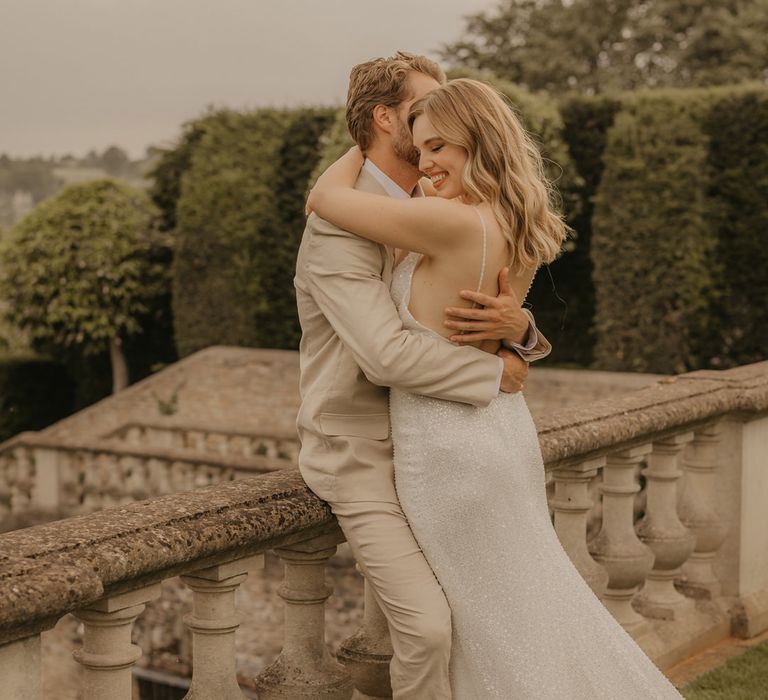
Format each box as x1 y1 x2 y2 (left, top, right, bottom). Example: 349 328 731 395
346 51 445 152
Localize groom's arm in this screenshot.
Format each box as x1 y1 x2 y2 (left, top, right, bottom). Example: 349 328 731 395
303 215 513 407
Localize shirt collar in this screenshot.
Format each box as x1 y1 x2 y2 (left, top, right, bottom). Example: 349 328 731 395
363 158 422 199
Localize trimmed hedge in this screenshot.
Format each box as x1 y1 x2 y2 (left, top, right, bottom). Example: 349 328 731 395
591 91 714 373
160 83 767 372
0 354 74 442
308 108 352 188
702 87 768 367
562 86 768 372
558 96 622 366
171 107 334 356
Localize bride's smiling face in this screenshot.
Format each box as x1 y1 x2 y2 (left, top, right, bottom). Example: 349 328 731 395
412 114 469 200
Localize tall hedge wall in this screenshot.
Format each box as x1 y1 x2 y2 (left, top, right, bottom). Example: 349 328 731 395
160 83 766 372
170 107 334 356
591 92 714 373
558 96 621 366
590 85 768 373
702 87 768 367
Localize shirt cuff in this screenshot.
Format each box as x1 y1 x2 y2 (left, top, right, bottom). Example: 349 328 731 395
503 320 538 352
494 356 503 398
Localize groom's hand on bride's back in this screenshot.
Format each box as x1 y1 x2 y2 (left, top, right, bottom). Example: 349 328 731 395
499 349 528 394
444 267 529 344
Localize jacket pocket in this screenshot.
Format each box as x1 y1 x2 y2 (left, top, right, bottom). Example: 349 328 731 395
318 412 389 439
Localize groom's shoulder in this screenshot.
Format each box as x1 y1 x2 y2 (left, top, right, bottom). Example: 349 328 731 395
304 211 356 240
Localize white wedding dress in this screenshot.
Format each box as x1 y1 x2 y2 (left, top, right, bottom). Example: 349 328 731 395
388 213 684 699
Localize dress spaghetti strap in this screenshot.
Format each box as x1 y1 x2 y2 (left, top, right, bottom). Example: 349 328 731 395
473 206 488 298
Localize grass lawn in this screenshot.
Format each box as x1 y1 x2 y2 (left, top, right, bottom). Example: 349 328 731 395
681 637 768 699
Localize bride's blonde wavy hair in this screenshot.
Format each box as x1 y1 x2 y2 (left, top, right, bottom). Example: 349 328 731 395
408 78 569 273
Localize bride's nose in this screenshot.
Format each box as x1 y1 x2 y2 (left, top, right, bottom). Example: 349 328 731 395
419 153 433 173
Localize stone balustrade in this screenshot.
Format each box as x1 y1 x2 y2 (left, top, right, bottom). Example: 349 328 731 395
104 421 300 463
0 361 766 698
0 435 289 525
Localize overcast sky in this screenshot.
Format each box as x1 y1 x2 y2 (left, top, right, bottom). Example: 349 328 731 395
1 0 496 158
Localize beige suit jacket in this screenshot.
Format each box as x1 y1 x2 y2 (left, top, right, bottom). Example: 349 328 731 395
294 168 551 503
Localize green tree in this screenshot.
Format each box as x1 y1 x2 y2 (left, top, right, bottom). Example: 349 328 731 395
0 180 171 392
100 145 131 177
441 0 768 94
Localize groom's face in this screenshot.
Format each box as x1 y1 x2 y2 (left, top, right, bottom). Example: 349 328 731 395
391 71 440 167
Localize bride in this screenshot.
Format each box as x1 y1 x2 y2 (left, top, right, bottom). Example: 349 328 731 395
308 78 683 699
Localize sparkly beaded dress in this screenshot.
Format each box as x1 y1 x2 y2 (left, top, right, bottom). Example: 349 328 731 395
388 214 684 699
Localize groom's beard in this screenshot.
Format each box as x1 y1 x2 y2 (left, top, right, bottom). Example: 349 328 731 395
393 117 420 168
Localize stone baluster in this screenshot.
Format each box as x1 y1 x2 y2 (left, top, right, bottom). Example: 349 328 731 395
79 453 103 513
68 451 87 510
588 444 655 633
255 533 353 699
73 584 160 700
550 457 610 596
634 432 696 619
338 567 393 698
229 435 249 458
194 465 212 489
169 460 193 492
98 453 122 508
678 423 728 598
31 447 60 513
0 635 43 700
180 555 263 699
124 425 143 445
185 430 204 451
10 447 33 511
147 457 172 495
115 455 134 506
58 451 81 510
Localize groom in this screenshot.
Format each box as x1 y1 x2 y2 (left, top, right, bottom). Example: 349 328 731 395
294 52 551 698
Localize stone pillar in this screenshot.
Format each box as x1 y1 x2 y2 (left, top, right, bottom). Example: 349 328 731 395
634 432 696 619
678 423 728 598
73 584 161 700
0 635 42 700
588 444 655 633
254 533 353 699
180 555 263 700
550 456 610 597
337 566 393 697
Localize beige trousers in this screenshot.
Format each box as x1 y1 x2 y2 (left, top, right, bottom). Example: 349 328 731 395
329 499 453 700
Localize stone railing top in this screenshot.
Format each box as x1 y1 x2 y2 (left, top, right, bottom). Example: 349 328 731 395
102 418 298 442
537 361 768 466
0 470 335 644
0 433 289 472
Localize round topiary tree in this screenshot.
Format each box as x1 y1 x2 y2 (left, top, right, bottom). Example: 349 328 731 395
0 179 170 392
